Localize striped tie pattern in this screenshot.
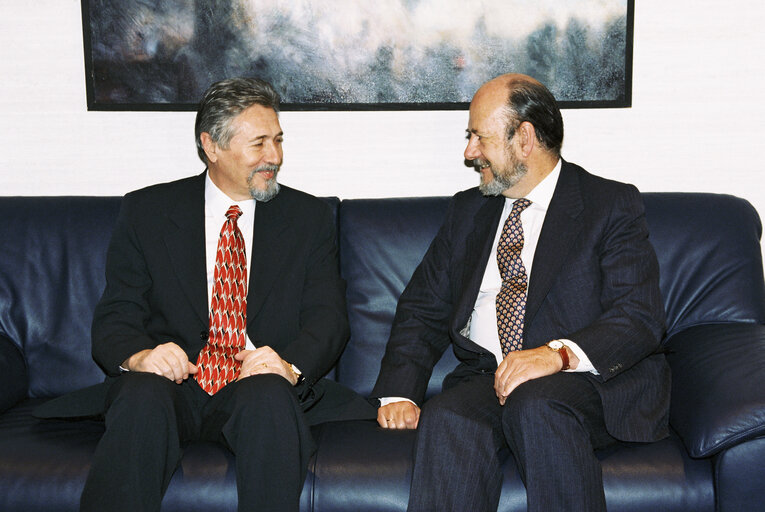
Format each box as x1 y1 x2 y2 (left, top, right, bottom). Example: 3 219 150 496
195 205 248 394
496 198 531 356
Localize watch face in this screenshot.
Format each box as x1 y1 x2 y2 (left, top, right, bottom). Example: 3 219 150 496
548 340 564 350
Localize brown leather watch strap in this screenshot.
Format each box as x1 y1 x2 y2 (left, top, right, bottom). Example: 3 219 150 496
559 345 570 371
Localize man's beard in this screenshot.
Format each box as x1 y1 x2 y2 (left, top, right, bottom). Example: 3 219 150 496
477 151 528 197
247 165 281 202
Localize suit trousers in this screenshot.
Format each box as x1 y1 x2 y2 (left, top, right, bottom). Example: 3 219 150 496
80 372 314 512
407 372 616 512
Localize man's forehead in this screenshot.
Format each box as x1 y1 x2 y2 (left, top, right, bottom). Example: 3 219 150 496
467 102 505 135
231 106 282 135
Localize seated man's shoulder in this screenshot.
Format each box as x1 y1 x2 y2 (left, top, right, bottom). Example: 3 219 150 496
114 175 205 235
276 184 325 205
272 184 336 218
121 175 203 213
567 162 642 207
452 186 499 209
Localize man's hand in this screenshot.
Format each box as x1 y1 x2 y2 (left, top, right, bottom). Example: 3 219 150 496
123 342 198 384
378 401 421 430
235 346 298 385
494 346 567 405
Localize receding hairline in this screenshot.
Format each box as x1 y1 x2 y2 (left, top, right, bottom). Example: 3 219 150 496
478 73 544 101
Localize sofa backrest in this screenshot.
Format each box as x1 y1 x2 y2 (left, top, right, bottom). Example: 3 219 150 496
0 197 121 398
336 193 765 398
337 197 457 400
642 193 765 337
0 193 763 400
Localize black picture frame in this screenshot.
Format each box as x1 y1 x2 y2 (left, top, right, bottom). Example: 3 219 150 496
81 0 634 111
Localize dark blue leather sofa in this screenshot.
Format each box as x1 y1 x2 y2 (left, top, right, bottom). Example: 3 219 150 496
1 192 764 511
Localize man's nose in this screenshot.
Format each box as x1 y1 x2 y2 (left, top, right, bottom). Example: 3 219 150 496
264 141 283 166
464 136 480 161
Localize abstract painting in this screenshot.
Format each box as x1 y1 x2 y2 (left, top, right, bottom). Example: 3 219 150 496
82 0 634 110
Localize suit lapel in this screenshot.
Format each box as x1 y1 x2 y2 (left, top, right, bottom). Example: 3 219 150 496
524 162 584 331
163 173 209 326
247 192 293 329
452 196 504 333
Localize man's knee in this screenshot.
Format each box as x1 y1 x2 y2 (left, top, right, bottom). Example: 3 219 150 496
218 374 305 449
103 372 190 438
419 379 500 438
502 375 593 435
419 391 470 429
230 374 299 414
107 372 177 411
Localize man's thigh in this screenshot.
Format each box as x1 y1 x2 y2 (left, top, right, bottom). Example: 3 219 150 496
104 372 206 441
503 372 614 450
420 374 507 453
426 373 503 419
199 373 304 443
424 372 613 450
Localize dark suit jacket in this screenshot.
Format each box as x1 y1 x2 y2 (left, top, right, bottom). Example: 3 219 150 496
371 161 670 442
37 172 374 425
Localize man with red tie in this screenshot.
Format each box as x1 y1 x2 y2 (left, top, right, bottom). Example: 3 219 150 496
76 77 374 512
373 74 670 511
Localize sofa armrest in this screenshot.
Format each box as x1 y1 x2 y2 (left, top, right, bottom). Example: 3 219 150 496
666 323 765 458
0 334 28 413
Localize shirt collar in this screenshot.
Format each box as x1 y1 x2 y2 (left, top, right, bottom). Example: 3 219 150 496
204 172 256 219
524 159 561 212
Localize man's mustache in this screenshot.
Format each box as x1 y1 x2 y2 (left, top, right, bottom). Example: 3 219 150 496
249 165 280 179
465 158 490 171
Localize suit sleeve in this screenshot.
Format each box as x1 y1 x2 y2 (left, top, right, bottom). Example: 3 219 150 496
278 203 350 386
567 185 666 381
370 198 458 404
91 194 159 376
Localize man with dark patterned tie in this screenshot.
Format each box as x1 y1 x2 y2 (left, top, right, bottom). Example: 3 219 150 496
64 77 374 512
372 74 670 512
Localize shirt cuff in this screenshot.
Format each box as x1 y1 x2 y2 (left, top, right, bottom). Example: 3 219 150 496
559 339 600 375
379 396 418 407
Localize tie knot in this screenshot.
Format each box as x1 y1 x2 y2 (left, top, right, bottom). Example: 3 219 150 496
512 198 531 215
225 205 243 220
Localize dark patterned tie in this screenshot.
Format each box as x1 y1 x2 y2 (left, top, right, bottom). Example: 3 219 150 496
195 205 248 394
496 198 532 356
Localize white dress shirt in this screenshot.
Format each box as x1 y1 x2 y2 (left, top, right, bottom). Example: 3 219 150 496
204 174 257 351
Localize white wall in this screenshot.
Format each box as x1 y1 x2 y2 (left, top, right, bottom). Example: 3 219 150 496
2 1 764 229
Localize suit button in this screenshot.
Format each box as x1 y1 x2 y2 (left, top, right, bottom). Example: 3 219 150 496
200 330 208 341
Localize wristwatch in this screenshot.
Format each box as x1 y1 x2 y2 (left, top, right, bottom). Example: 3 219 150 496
288 363 305 386
546 340 570 371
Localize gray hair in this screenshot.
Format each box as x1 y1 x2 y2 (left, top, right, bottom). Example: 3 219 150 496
194 77 281 164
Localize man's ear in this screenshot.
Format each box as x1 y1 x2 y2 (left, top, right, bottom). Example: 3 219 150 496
517 121 536 158
200 132 218 164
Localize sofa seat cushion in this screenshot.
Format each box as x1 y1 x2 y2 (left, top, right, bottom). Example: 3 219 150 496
2 400 714 512
0 399 103 512
310 420 714 512
0 399 314 512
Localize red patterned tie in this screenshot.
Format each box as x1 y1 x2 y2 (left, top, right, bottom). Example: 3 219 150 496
195 205 248 394
496 198 532 356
